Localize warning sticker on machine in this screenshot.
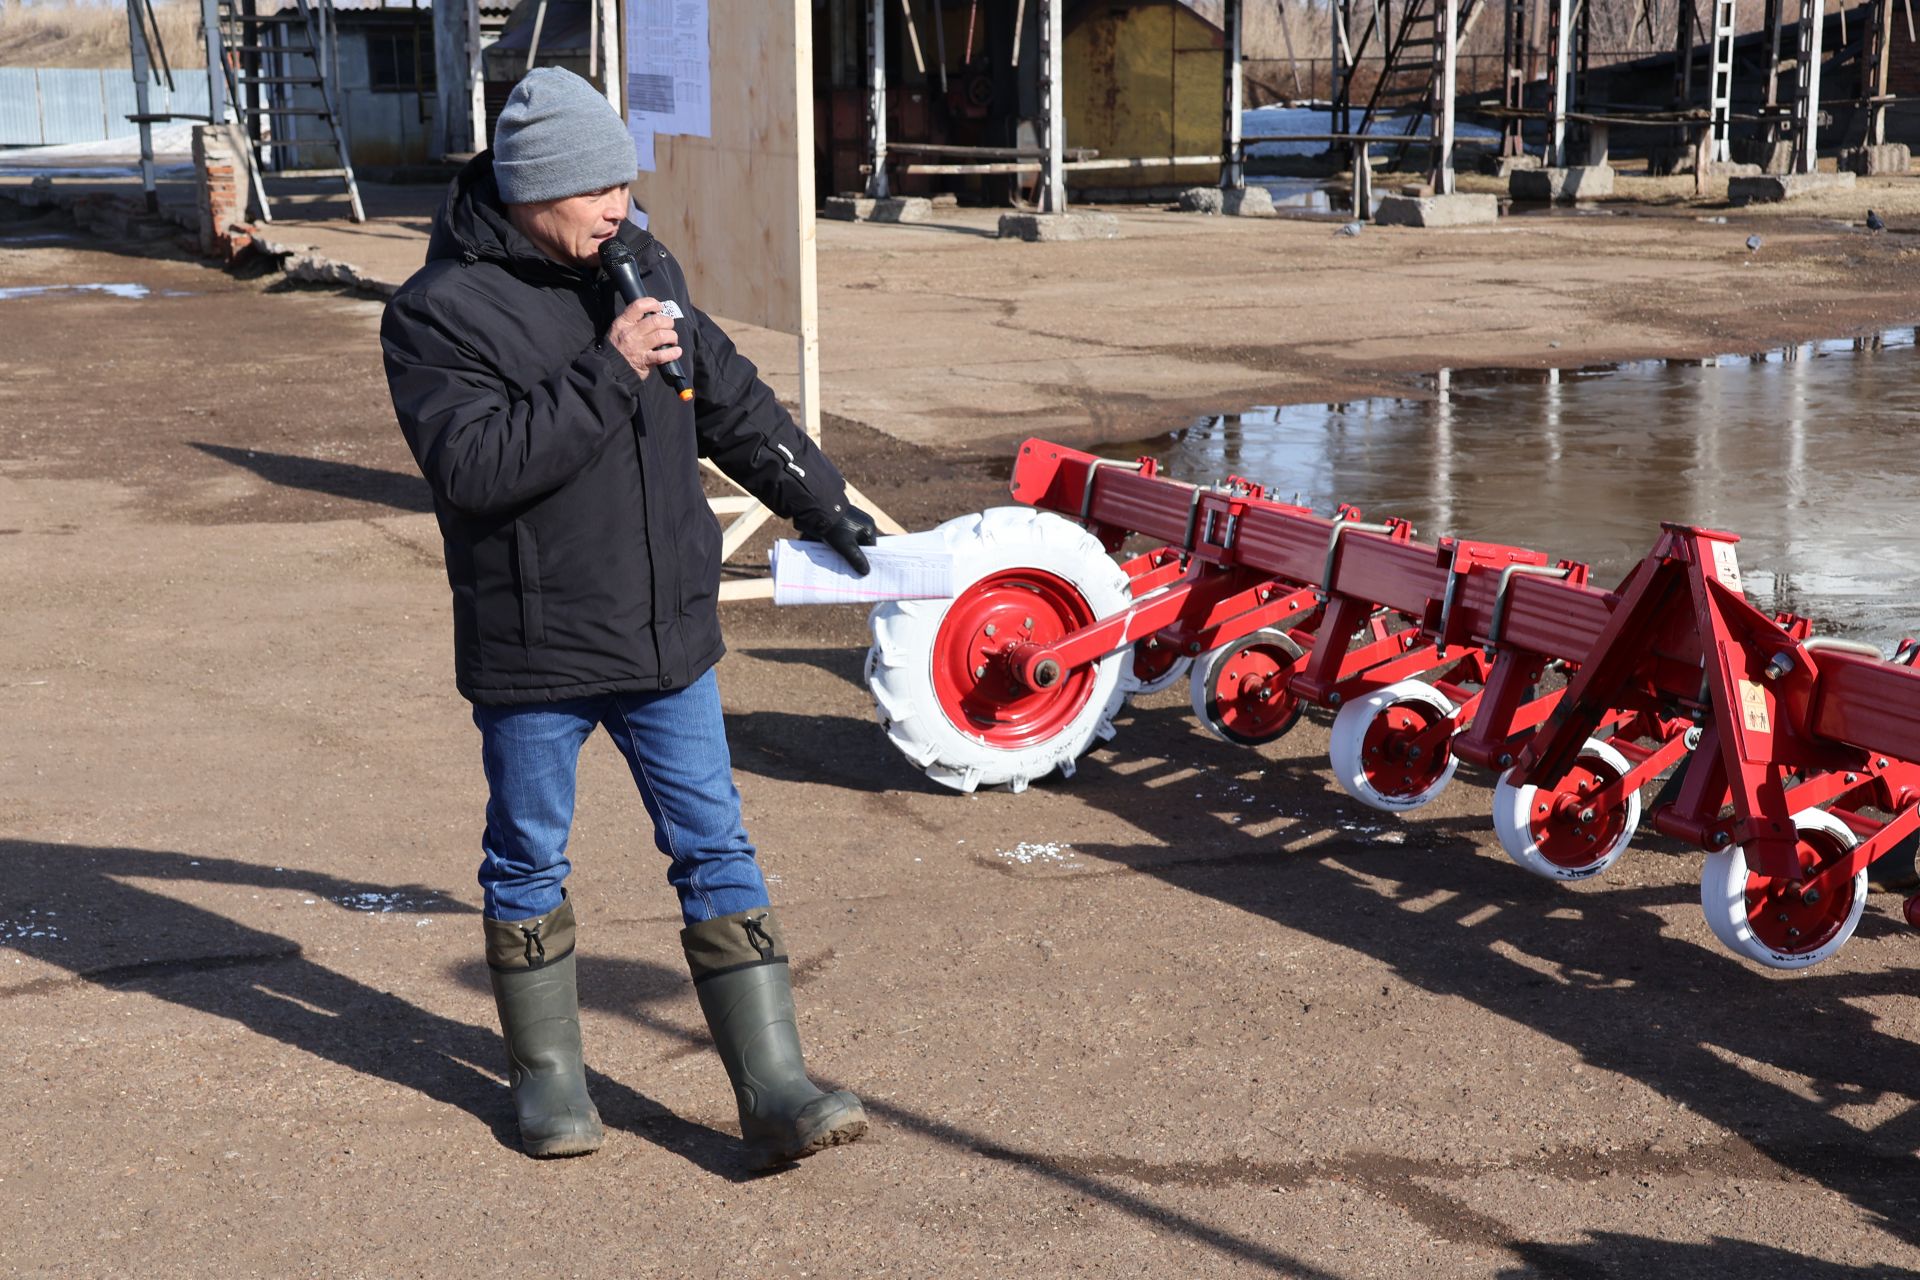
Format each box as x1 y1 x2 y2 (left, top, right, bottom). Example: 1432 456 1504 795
1738 679 1771 734
1711 541 1743 591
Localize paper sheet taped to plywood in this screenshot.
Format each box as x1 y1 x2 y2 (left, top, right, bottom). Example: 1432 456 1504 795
625 0 711 172
770 534 956 605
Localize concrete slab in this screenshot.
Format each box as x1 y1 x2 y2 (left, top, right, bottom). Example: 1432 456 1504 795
1373 193 1499 228
997 211 1121 241
1177 186 1272 216
1728 171 1858 205
1510 165 1615 202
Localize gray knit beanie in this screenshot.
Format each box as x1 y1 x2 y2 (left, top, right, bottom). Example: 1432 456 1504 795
492 68 638 204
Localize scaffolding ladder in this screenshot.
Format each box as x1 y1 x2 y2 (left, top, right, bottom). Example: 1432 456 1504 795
219 0 365 222
1709 0 1736 161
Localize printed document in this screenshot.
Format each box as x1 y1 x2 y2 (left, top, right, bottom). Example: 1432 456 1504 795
770 533 957 606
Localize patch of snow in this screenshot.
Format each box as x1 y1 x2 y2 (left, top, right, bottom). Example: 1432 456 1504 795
995 840 1080 867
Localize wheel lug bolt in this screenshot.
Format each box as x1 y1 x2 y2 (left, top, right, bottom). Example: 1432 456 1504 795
1023 617 1033 629
985 623 996 638
1803 888 1821 905
974 665 987 679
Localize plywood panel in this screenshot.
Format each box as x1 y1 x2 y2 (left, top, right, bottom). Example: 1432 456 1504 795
629 0 816 343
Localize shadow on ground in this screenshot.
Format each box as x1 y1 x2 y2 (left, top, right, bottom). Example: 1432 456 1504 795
191 441 433 513
0 840 740 1176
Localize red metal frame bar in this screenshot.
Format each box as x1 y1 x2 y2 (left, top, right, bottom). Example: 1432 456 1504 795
1005 438 1920 890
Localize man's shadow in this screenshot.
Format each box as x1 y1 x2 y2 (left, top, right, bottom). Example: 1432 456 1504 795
0 839 744 1176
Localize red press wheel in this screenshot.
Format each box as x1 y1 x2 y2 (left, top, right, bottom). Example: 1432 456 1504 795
1189 629 1307 746
1701 809 1868 970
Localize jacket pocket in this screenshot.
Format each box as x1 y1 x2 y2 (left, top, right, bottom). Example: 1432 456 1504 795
513 520 546 647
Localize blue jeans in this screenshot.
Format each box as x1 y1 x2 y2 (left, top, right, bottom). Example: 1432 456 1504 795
471 670 769 926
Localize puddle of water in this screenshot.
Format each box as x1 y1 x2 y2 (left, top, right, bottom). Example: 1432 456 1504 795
0 282 152 301
1101 333 1920 647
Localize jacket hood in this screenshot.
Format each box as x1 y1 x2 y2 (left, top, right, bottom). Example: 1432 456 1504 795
427 151 654 282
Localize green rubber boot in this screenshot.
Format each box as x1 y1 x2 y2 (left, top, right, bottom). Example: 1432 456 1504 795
485 898 604 1158
682 909 868 1165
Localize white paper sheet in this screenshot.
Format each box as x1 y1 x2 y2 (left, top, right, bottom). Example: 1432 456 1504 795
770 533 957 606
624 0 711 172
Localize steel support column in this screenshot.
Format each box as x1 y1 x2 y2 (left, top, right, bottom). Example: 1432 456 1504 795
1432 0 1458 192
1221 0 1244 189
200 0 227 124
1501 0 1529 158
866 0 889 198
1547 0 1575 165
1039 0 1066 211
126 0 158 212
1794 0 1824 172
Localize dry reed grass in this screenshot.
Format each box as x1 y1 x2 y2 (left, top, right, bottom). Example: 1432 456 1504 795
0 2 205 70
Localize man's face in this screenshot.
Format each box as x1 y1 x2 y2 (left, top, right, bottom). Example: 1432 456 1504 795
507 184 631 269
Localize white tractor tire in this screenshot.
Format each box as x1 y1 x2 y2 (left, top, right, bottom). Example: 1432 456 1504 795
865 507 1132 793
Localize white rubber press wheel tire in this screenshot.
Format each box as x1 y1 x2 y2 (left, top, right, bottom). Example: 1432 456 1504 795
866 508 1131 794
1328 678 1460 813
1492 738 1640 881
1701 808 1868 971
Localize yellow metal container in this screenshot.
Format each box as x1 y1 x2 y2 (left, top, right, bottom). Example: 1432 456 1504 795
1066 0 1225 191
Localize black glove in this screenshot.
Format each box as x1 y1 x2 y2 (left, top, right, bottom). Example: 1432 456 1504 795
801 503 878 577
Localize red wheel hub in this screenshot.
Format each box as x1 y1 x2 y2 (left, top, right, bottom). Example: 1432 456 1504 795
1359 700 1452 798
1744 828 1856 955
1525 756 1630 869
1208 642 1303 741
932 570 1098 748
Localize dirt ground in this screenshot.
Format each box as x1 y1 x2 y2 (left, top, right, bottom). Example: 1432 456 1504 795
5 204 1920 1279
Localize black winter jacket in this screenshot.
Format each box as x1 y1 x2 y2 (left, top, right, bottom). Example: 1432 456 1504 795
381 155 849 704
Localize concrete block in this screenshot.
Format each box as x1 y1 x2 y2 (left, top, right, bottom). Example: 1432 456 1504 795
1727 171 1857 205
930 192 960 209
1479 153 1542 178
1373 192 1499 228
870 196 933 223
1223 187 1274 215
822 195 875 221
997 211 1121 242
1732 139 1798 175
1841 143 1912 175
1509 165 1615 202
1177 186 1224 213
1702 161 1763 178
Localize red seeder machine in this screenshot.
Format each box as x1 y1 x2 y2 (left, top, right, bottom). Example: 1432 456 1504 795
865 438 1920 971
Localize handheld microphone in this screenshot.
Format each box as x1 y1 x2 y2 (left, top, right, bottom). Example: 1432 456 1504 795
598 238 693 402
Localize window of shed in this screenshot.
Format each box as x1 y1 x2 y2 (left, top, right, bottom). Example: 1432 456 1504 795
368 30 434 92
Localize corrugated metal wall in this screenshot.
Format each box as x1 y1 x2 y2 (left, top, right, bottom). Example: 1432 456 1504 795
0 70 211 147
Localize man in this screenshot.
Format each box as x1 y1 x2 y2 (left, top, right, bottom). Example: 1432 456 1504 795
380 67 875 1163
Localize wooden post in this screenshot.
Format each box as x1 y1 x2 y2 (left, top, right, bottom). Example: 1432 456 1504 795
631 0 905 599
1220 0 1243 189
